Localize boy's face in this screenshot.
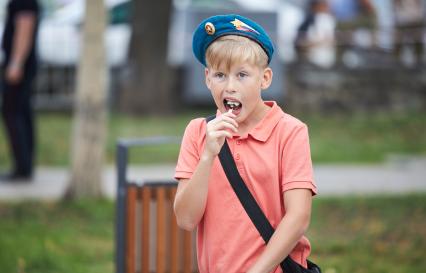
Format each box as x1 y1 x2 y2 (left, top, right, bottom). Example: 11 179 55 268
205 61 272 123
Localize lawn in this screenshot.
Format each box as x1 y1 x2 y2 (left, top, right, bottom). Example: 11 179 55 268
0 194 425 273
0 110 425 169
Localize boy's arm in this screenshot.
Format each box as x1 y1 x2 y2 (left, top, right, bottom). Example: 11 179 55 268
247 188 313 273
173 154 214 231
174 111 238 231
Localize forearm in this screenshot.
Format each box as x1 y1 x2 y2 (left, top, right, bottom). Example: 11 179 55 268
248 189 313 273
173 153 214 231
10 12 36 67
174 111 238 231
248 212 310 273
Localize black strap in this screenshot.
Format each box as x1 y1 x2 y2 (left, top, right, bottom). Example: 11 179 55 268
219 140 301 272
219 140 276 242
205 115 320 273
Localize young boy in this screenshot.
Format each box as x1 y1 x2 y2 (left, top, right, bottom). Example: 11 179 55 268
174 14 317 273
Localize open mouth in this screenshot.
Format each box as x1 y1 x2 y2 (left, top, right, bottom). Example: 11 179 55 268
223 98 242 113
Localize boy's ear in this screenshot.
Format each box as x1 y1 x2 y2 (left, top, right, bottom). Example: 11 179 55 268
205 68 211 89
261 67 273 90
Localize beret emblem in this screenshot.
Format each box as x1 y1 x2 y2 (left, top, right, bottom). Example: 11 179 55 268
204 22 215 35
230 18 260 35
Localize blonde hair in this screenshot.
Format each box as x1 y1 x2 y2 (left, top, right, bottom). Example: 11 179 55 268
205 35 268 71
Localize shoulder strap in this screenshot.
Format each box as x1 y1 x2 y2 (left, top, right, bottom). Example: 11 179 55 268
206 115 275 242
218 141 276 242
205 115 216 123
218 141 304 272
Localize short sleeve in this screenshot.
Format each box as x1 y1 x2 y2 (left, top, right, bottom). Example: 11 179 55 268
174 118 205 180
281 124 317 195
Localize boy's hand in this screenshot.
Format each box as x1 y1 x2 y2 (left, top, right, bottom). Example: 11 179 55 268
203 110 238 160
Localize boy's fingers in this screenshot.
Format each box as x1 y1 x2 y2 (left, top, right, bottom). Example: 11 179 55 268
224 109 236 118
220 115 238 127
208 115 238 129
209 121 238 132
206 112 238 126
209 124 237 134
209 130 233 139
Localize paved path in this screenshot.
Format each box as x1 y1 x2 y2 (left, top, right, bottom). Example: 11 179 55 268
0 157 425 201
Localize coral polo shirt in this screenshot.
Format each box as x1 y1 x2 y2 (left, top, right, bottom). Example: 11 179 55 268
175 101 317 273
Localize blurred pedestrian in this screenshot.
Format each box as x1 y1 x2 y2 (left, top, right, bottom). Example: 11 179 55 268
329 0 377 63
393 0 425 66
1 0 40 181
294 0 336 68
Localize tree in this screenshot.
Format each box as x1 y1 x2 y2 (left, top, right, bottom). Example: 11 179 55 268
118 0 174 115
67 0 108 198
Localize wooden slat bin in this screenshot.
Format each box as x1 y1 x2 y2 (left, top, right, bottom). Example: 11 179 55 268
116 137 197 273
125 183 197 273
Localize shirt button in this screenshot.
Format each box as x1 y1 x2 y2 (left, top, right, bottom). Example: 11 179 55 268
235 153 240 160
236 140 242 145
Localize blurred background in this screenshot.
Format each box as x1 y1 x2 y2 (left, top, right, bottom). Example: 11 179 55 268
0 0 425 272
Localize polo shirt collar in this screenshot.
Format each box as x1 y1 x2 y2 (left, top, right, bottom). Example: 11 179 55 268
215 101 283 142
248 101 283 142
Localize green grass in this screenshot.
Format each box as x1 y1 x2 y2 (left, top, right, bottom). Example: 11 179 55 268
309 194 426 273
305 111 426 163
0 110 425 167
0 199 114 273
0 194 425 273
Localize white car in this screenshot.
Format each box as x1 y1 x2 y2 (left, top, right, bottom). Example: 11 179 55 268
38 0 131 67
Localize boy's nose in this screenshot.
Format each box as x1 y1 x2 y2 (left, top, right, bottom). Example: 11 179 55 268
224 78 237 93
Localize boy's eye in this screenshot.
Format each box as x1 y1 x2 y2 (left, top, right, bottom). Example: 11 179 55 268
238 72 248 78
215 72 225 78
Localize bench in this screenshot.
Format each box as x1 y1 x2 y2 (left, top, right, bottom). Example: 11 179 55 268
115 137 198 273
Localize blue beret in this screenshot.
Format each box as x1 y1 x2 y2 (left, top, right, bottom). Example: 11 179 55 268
192 14 274 66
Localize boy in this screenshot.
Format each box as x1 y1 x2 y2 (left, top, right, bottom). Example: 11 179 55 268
174 14 317 273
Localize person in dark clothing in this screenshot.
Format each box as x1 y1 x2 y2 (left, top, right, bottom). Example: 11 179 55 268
294 0 320 61
1 0 40 181
294 0 336 67
393 0 425 66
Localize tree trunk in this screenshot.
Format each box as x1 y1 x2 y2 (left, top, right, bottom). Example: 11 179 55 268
119 0 173 115
68 0 108 198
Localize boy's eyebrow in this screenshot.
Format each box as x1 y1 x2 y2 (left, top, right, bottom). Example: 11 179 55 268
211 65 253 73
235 65 254 72
237 66 249 70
